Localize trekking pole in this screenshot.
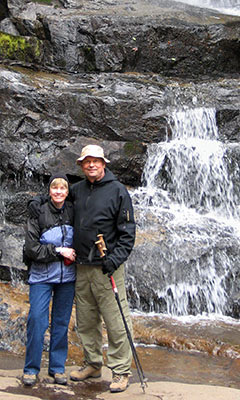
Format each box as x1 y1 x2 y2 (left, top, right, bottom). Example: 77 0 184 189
109 275 148 393
95 234 148 393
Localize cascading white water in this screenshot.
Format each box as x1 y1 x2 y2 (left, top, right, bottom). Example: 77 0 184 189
141 108 238 219
130 107 240 316
174 0 240 16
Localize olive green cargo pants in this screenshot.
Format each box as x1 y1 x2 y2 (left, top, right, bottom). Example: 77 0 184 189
75 264 132 375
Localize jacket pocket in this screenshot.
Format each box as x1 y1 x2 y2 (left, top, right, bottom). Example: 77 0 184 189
29 262 48 282
74 228 98 258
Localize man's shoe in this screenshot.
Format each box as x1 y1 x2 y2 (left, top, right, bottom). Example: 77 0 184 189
53 373 68 385
70 363 102 381
109 373 129 393
22 374 37 386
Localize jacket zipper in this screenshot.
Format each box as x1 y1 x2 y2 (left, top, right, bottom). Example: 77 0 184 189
81 185 93 225
60 213 64 283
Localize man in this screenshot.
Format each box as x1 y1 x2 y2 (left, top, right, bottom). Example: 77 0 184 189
69 144 136 393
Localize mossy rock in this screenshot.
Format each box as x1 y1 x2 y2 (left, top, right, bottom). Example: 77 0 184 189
32 0 53 4
124 141 146 157
0 32 42 63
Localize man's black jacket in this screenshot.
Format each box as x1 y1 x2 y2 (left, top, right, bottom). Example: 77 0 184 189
71 168 136 267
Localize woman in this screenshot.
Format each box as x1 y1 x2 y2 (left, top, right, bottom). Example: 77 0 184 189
22 173 76 386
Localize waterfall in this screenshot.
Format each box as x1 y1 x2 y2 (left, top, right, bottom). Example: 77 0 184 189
141 108 238 219
173 0 240 16
130 107 240 317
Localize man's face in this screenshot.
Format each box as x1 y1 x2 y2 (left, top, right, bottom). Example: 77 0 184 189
81 156 106 182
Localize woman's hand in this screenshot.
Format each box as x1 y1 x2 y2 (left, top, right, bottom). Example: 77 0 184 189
56 247 76 262
62 247 76 261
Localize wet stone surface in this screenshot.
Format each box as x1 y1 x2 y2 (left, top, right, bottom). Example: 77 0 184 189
4 379 110 400
1 347 240 399
1 284 240 398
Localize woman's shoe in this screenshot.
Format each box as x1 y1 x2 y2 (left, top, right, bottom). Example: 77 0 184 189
22 374 37 386
53 373 68 385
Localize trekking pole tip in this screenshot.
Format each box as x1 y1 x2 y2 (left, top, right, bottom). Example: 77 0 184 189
140 378 148 393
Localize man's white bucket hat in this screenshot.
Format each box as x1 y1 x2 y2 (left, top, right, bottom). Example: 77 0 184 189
76 145 110 164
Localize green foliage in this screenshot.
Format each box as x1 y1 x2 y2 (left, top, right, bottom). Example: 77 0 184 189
0 32 41 62
124 141 143 156
0 32 26 58
32 0 52 4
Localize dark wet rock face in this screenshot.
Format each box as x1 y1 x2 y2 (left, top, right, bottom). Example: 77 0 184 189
1 0 240 77
0 1 9 21
0 0 240 317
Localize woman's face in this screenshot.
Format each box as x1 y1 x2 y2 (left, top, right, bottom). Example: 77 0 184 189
49 183 68 209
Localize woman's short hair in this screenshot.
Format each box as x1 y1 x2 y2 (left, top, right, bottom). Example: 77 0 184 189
49 178 69 190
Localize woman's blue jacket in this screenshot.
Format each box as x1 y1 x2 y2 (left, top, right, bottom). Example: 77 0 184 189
24 199 76 284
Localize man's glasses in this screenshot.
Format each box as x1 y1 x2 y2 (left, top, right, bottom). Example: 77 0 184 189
82 158 103 166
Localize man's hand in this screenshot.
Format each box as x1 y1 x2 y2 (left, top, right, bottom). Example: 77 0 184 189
28 200 41 218
28 195 47 218
102 258 116 277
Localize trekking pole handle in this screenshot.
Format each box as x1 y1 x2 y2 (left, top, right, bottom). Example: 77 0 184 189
95 234 107 258
95 234 117 292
